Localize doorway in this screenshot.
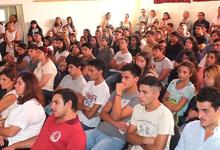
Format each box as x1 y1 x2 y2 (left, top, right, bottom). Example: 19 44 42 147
0 4 25 39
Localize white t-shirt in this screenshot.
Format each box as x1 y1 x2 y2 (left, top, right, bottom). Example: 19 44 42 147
1 90 18 119
110 51 132 72
55 50 69 61
140 39 147 50
47 45 54 52
59 74 86 94
147 16 159 26
35 41 44 47
77 80 110 127
14 22 23 40
5 98 46 145
130 104 174 150
151 57 173 86
6 30 17 56
114 51 132 64
34 59 57 91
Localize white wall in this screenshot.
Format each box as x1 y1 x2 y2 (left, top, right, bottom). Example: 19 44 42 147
0 0 219 38
0 0 139 38
140 0 220 29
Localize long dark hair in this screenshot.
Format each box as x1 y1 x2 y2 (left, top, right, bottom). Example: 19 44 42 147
54 17 63 27
0 67 18 81
17 72 44 106
178 61 198 91
177 51 198 68
66 16 75 30
207 50 220 65
28 20 42 31
162 12 171 20
185 36 199 53
136 51 152 78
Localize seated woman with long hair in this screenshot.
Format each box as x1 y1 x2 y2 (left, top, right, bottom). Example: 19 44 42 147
27 20 43 37
0 72 46 147
162 61 197 126
0 68 18 120
197 50 220 88
135 51 157 79
203 64 220 89
34 46 57 105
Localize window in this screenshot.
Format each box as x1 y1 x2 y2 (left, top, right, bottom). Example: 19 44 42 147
0 9 6 22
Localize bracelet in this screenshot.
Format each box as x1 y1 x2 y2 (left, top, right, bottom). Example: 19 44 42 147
115 94 122 97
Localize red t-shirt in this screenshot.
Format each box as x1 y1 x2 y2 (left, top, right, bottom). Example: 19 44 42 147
32 115 86 150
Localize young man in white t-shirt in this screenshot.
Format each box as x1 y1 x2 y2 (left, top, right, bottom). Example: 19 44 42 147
106 38 132 91
109 38 132 72
77 59 110 130
127 76 174 150
86 63 141 150
56 56 86 94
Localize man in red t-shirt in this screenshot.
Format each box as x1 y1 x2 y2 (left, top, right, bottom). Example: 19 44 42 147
3 89 86 150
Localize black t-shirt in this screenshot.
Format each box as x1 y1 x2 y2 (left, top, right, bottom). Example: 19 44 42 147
195 34 208 45
165 42 184 61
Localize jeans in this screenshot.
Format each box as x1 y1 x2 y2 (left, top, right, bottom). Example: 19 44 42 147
42 90 54 105
81 122 95 131
86 128 125 150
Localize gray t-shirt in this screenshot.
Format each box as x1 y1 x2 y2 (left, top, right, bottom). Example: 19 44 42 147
59 74 87 94
98 90 139 141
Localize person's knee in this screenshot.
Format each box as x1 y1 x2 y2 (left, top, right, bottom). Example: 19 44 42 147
92 137 124 150
85 129 97 150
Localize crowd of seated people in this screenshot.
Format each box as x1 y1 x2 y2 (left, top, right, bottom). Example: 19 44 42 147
0 6 219 150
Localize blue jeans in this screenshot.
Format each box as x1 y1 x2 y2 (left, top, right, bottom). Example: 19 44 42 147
42 90 54 105
44 103 52 115
86 128 125 150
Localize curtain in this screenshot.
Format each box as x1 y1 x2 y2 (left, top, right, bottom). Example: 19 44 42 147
154 0 190 3
193 0 220 1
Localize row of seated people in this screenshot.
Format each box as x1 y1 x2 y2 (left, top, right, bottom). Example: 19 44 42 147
0 59 219 149
1 25 220 92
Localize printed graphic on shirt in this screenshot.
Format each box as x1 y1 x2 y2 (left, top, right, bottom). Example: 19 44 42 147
84 92 97 107
167 97 177 104
137 120 157 137
116 56 124 62
50 131 61 142
121 98 130 108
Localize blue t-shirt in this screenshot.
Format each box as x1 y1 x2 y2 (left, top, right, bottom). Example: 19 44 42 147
167 79 196 116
